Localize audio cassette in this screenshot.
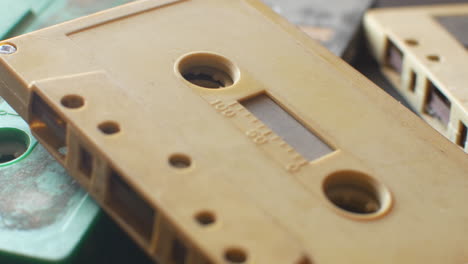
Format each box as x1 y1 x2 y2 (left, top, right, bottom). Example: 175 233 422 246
0 0 467 263
365 4 468 152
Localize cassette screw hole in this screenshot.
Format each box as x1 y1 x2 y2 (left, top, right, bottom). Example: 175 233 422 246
98 121 120 135
405 39 419 46
323 171 392 218
427 55 440 62
61 95 85 109
195 211 216 226
169 154 191 169
0 128 30 164
224 248 247 263
0 43 17 54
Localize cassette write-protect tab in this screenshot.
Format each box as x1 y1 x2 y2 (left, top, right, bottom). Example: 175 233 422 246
0 0 467 263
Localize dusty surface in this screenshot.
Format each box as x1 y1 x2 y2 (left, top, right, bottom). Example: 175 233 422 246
0 144 80 230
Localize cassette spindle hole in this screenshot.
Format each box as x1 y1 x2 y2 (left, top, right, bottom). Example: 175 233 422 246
225 248 248 263
169 154 191 169
195 211 216 226
0 128 30 164
323 171 392 218
61 94 85 109
98 121 120 135
184 68 232 88
177 52 240 89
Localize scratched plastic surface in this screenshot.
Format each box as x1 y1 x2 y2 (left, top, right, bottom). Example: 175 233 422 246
0 0 138 263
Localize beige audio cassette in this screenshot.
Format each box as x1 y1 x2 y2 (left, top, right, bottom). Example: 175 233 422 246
0 0 467 263
365 4 468 152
